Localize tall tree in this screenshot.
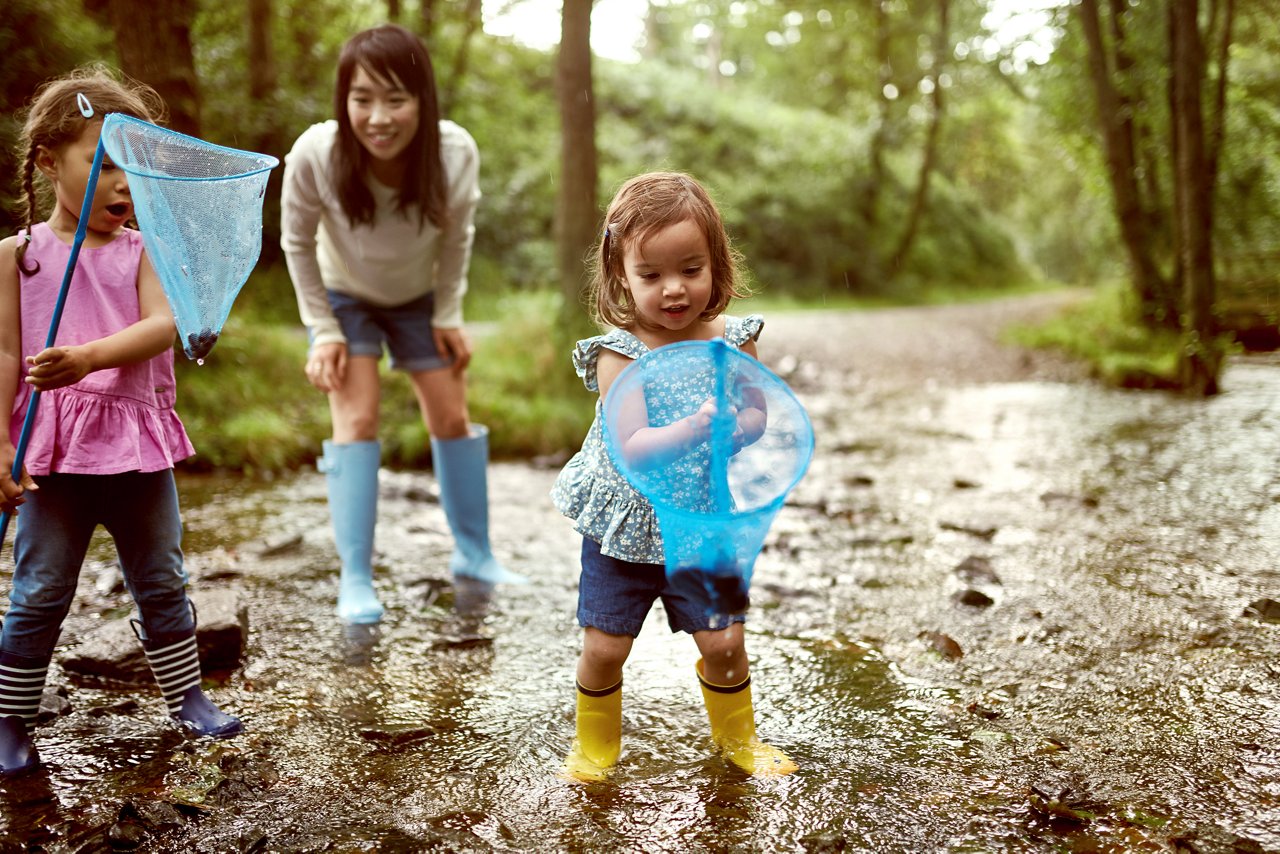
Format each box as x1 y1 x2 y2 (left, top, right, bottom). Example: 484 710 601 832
1170 0 1226 394
555 0 598 335
86 0 202 136
440 0 483 116
889 0 950 277
1077 0 1173 327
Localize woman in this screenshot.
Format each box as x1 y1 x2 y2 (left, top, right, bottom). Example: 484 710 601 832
281 24 524 625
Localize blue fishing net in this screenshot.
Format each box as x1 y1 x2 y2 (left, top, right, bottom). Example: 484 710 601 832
602 339 814 626
99 114 278 361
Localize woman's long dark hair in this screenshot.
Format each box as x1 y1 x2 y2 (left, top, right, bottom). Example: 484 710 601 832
332 24 445 230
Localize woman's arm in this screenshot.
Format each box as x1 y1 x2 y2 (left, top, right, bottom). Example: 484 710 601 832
23 251 175 391
280 133 343 348
431 125 481 333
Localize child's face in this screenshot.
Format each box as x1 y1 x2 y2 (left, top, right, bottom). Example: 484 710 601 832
37 121 133 235
622 218 714 337
346 64 421 175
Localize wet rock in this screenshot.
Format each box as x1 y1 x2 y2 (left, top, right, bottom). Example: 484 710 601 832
954 589 994 608
359 725 439 748
966 701 1003 720
1169 822 1269 853
800 831 848 851
36 685 72 724
432 633 494 650
954 555 1001 584
88 698 140 718
247 532 303 558
1242 598 1280 624
939 521 997 540
1027 782 1098 824
920 631 963 660
95 561 124 596
132 800 186 831
1040 491 1100 509
59 588 248 682
191 589 250 670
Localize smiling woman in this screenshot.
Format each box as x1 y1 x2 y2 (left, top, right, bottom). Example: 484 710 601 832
481 0 648 61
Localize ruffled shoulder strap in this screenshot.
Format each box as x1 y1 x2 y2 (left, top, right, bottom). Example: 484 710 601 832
724 313 765 348
570 328 649 392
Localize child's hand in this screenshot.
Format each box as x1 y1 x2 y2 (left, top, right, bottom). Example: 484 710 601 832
25 346 91 390
687 399 719 444
0 456 36 515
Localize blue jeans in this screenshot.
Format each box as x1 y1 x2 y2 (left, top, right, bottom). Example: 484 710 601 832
1 470 192 660
325 290 451 372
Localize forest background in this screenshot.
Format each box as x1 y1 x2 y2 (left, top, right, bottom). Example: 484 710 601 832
1 0 1277 473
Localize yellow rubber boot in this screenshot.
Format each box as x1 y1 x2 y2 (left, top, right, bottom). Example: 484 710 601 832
560 679 621 783
697 659 797 777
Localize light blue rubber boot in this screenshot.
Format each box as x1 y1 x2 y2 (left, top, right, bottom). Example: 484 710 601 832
431 426 527 584
320 439 386 623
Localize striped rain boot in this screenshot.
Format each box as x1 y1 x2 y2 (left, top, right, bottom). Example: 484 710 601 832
0 651 48 777
133 621 242 738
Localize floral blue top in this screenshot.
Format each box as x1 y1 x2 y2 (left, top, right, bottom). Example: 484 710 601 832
550 314 765 563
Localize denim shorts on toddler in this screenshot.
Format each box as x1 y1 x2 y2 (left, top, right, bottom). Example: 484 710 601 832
577 537 746 637
325 289 451 372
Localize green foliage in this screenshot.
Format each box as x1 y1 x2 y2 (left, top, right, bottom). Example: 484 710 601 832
175 316 326 473
1006 282 1184 388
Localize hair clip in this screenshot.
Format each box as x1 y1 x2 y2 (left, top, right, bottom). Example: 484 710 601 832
76 93 94 119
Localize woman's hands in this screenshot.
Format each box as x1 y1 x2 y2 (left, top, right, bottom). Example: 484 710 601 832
305 341 348 392
432 326 471 374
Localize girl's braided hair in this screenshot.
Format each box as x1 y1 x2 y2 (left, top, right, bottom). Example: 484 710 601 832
13 64 165 274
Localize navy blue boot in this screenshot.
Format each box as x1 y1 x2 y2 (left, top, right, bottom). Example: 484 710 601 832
0 651 47 777
134 621 242 739
431 426 527 585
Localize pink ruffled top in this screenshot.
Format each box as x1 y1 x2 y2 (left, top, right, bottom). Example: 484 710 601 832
11 224 194 475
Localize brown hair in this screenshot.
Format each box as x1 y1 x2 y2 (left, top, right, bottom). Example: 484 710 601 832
332 24 445 231
588 172 750 330
12 64 165 274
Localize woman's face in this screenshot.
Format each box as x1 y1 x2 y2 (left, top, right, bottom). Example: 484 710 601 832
346 64 420 178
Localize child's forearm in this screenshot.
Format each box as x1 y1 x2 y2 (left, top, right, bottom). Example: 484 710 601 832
77 315 176 372
623 415 707 471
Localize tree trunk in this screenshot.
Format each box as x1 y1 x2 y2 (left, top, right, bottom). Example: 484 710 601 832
98 0 202 136
387 0 400 21
1170 0 1221 394
851 0 892 291
1077 0 1172 327
247 0 282 264
441 0 482 116
421 0 437 41
889 0 949 276
555 0 598 336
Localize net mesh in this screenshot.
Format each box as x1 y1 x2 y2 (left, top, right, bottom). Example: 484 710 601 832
99 113 278 360
603 339 814 624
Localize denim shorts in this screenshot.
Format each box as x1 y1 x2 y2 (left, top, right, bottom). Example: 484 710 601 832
577 538 746 637
325 290 451 372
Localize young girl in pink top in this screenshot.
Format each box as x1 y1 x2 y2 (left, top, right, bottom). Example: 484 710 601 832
0 67 241 779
